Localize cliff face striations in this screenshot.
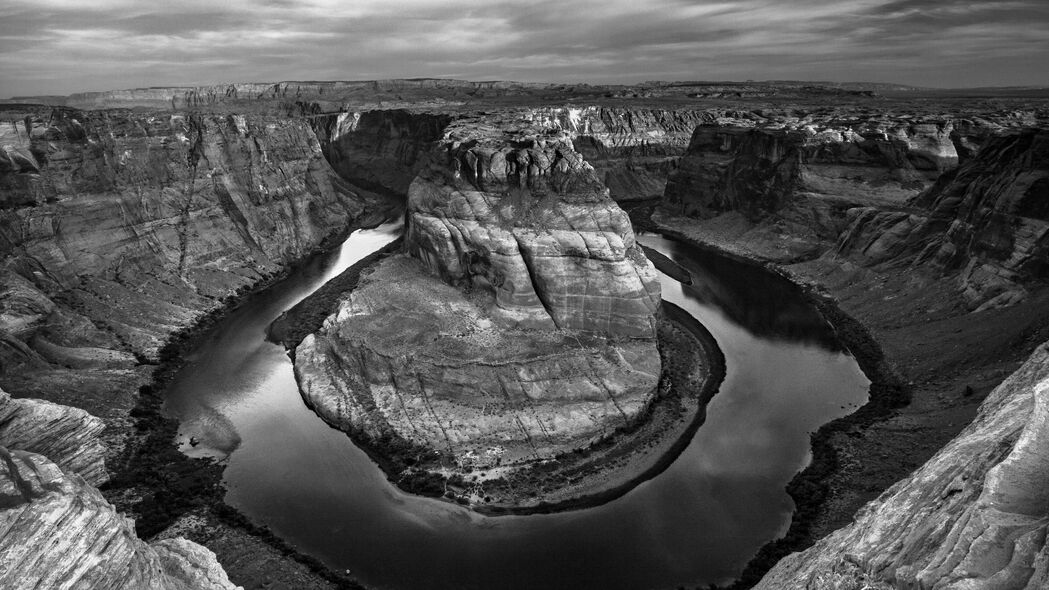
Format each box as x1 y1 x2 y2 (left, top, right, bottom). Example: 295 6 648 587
406 117 661 336
0 108 386 411
837 130 1049 308
0 446 239 590
294 112 667 507
756 342 1049 590
661 113 1046 307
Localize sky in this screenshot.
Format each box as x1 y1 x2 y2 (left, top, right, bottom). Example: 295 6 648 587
2 0 1048 97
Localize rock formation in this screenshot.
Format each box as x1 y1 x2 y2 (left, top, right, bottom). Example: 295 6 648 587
837 130 1049 309
0 107 388 410
662 113 1046 307
0 387 107 486
294 113 665 503
756 342 1049 589
0 446 239 590
296 255 660 466
406 116 661 336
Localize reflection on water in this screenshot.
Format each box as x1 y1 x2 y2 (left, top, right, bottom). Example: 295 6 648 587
164 227 868 590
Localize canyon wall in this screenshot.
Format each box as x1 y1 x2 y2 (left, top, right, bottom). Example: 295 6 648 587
0 385 239 590
661 113 1047 307
0 105 390 587
0 107 387 411
756 341 1049 589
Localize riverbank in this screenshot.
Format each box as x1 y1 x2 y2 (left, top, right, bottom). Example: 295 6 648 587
277 245 727 514
642 206 1049 589
103 206 400 590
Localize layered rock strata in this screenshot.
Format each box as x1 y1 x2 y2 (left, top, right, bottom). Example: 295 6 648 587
406 117 662 337
837 130 1049 309
0 107 385 408
0 446 239 590
295 115 666 505
662 114 1047 307
756 342 1049 589
0 387 107 486
296 255 660 467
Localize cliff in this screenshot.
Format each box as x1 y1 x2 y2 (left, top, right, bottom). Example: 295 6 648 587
0 446 239 590
0 105 390 586
661 112 1046 307
755 341 1049 589
293 111 669 507
0 107 388 406
837 130 1049 309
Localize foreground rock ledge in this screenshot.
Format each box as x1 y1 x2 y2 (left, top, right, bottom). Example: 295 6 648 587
294 254 718 510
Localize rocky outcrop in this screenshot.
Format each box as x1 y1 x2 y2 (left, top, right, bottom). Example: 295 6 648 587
661 112 1046 307
0 107 385 408
0 388 107 486
406 116 661 337
837 130 1049 309
310 110 453 199
293 112 665 506
295 255 659 467
0 446 240 590
664 117 974 220
755 341 1049 590
529 107 712 202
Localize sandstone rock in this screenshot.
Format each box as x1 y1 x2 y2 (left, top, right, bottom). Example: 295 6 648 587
837 130 1049 307
755 342 1049 589
0 108 382 362
0 387 107 486
295 255 660 467
0 446 240 590
406 116 661 338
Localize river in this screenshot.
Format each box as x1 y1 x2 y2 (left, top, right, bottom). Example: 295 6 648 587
164 223 868 589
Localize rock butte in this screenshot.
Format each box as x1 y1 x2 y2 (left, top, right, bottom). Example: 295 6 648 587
0 79 1047 588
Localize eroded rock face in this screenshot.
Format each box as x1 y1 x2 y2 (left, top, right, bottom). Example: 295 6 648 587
665 118 968 220
0 107 385 418
0 447 240 590
311 110 453 198
662 112 1046 308
755 342 1049 590
406 118 661 338
837 130 1049 309
293 114 663 500
0 388 107 486
295 255 659 467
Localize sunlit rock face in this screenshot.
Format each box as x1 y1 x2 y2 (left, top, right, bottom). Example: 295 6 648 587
0 446 240 590
406 117 662 337
755 341 1049 590
0 388 107 486
295 255 660 467
294 113 662 475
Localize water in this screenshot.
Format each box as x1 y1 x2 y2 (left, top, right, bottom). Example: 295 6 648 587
164 226 869 590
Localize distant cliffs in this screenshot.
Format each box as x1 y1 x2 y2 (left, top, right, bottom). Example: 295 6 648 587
661 114 1047 308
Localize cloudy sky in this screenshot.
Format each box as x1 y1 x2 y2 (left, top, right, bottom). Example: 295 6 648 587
2 0 1047 97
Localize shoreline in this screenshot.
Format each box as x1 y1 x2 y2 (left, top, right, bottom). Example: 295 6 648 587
103 205 400 590
637 210 911 589
277 241 728 516
111 201 901 589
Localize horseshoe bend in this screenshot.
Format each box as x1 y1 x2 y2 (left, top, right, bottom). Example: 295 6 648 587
0 78 1047 590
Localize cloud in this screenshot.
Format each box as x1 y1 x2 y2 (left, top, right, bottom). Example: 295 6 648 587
1 0 1047 97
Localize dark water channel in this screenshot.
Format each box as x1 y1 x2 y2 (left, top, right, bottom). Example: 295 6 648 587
164 225 868 590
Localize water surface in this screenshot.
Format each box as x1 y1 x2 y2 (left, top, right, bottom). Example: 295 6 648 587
165 227 868 589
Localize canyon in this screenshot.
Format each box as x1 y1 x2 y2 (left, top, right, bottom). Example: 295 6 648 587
0 80 1047 589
